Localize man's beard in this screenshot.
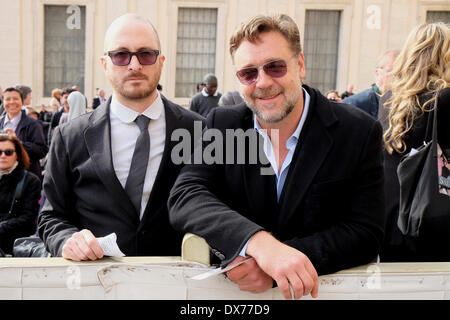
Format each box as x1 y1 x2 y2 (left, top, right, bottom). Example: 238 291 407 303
244 86 300 123
111 72 157 100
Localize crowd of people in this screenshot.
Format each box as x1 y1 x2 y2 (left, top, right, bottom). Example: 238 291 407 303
0 13 449 300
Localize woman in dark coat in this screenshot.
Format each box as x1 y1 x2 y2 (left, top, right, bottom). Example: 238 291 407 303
0 131 41 256
0 87 48 181
379 22 450 262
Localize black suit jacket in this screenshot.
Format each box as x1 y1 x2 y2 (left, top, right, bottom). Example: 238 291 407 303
38 96 204 257
0 110 48 180
169 85 386 275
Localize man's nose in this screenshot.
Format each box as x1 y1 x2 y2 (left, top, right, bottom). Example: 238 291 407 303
255 68 274 89
127 55 143 71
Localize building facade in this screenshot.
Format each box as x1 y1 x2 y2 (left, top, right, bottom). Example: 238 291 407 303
0 0 449 108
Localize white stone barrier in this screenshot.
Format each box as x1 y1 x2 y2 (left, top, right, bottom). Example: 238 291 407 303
2 257 450 300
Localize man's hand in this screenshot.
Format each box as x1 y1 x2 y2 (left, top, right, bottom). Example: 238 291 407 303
62 229 104 261
246 231 319 300
226 256 273 294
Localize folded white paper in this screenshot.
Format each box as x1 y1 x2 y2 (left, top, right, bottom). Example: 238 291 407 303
97 233 125 257
190 257 254 280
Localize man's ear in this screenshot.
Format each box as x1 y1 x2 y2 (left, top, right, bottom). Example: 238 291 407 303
297 53 306 79
101 55 107 71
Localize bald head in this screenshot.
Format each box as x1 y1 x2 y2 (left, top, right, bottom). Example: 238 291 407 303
375 49 400 92
104 14 161 53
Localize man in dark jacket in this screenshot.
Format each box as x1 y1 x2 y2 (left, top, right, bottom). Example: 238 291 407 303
189 74 222 117
342 50 399 118
169 14 385 300
92 89 107 109
38 13 203 261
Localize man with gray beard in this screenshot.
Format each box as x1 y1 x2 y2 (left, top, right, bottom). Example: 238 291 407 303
168 14 385 300
38 14 203 260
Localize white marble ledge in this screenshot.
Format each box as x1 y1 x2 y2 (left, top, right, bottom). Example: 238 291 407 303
2 259 450 300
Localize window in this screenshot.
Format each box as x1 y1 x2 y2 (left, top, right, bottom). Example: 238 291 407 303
303 10 341 94
426 11 450 24
175 8 217 98
44 5 86 96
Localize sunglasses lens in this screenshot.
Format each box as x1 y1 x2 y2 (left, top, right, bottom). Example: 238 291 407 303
263 60 287 78
0 149 14 156
110 51 131 66
236 68 258 85
236 59 288 85
136 51 158 65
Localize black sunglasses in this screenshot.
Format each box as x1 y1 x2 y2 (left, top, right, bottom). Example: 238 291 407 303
106 50 160 66
236 56 296 85
0 149 15 156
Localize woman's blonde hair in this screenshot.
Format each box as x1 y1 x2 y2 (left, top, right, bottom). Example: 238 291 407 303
51 88 62 99
384 22 450 154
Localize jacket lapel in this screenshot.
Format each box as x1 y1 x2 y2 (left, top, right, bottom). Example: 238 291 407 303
84 98 138 223
15 111 28 134
275 87 337 232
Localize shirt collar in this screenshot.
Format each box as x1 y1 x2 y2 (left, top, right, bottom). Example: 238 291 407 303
110 91 164 123
4 111 22 126
201 87 219 97
254 87 310 142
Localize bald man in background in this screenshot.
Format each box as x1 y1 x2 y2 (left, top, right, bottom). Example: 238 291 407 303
342 49 400 118
38 13 203 260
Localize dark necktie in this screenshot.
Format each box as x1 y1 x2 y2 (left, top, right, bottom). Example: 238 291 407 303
125 115 150 215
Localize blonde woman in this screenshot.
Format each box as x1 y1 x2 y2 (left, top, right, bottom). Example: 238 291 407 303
49 88 62 112
379 22 450 262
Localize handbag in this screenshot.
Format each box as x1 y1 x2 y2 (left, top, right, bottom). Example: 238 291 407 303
397 98 450 243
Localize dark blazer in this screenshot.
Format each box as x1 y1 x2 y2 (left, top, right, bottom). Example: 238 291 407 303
169 85 386 276
342 86 380 118
38 96 204 257
0 165 41 255
0 110 48 181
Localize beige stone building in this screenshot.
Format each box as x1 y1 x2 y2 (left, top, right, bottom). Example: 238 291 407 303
0 0 449 108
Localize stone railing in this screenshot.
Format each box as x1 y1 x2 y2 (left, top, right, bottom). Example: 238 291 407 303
1 234 450 300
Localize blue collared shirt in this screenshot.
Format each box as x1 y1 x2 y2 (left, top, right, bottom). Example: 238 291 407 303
239 88 310 256
254 88 310 201
3 111 22 132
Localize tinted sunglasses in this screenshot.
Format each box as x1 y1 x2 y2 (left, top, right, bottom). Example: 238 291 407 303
236 56 296 85
0 149 15 156
106 49 160 66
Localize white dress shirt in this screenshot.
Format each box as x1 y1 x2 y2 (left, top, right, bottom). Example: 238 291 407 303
110 92 166 220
